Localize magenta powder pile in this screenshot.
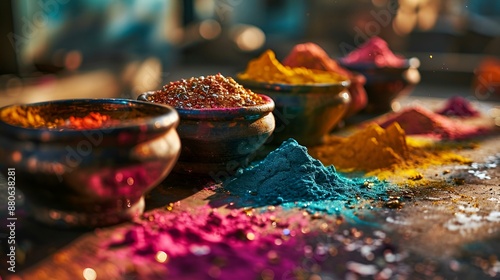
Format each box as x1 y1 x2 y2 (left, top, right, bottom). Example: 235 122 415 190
435 96 480 117
102 207 309 279
377 106 488 140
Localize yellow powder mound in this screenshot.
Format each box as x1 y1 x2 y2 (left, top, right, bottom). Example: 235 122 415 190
309 123 409 171
237 50 347 84
308 122 471 179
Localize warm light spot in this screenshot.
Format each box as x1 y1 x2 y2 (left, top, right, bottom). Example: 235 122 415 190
115 173 123 182
246 232 255 241
12 151 22 162
155 251 168 263
199 19 221 40
429 55 433 59
82 268 97 280
127 177 135 186
65 50 82 71
233 25 266 52
132 57 162 94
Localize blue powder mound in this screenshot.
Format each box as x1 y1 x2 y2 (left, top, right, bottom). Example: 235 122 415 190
223 139 390 208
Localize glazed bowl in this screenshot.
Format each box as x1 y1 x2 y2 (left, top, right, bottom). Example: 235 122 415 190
0 99 180 227
236 79 351 146
344 72 368 118
340 58 421 113
138 92 275 179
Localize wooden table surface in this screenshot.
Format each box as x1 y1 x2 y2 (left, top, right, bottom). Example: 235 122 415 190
1 96 499 280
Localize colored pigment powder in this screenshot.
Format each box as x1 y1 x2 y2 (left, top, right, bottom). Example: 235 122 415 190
308 123 409 172
342 36 406 67
436 96 480 117
222 139 390 209
282 43 351 76
282 42 368 116
0 106 115 130
103 207 309 280
377 106 490 140
149 73 265 109
237 50 347 84
308 122 472 179
67 112 112 129
1 105 64 129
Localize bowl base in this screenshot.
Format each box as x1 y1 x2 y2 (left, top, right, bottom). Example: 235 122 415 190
30 197 145 228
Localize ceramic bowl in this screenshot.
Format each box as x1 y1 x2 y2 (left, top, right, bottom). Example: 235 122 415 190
340 58 421 113
138 92 275 180
236 79 351 146
0 99 180 227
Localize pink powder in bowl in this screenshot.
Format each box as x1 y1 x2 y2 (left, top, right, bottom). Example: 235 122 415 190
342 37 406 68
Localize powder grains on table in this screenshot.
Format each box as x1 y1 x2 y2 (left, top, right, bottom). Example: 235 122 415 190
222 139 389 207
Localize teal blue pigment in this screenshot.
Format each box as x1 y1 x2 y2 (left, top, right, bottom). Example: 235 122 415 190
223 139 391 215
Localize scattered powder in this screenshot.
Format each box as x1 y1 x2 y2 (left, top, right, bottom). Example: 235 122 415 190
282 42 368 116
102 207 309 280
377 106 490 140
237 50 347 84
341 37 406 67
436 96 480 117
308 123 472 180
222 139 390 209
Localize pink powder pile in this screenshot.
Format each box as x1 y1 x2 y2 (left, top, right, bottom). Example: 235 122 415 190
342 37 406 67
377 106 489 140
435 96 480 117
102 207 310 280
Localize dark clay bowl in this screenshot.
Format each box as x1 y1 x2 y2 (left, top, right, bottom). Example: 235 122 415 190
138 92 275 179
236 79 351 146
0 99 180 227
340 58 421 113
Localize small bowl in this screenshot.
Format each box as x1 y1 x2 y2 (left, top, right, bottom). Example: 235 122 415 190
340 58 421 113
236 79 351 146
0 99 180 227
344 72 368 118
138 92 275 179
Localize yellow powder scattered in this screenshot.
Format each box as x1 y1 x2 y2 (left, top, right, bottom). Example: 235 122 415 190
237 50 347 84
308 122 472 180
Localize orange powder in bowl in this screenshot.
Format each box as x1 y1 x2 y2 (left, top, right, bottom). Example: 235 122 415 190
237 50 347 85
282 42 368 116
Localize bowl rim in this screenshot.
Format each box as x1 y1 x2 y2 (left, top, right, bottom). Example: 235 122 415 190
0 98 179 141
138 92 275 120
338 57 420 70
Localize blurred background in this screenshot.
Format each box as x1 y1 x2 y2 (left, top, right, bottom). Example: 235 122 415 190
0 0 499 106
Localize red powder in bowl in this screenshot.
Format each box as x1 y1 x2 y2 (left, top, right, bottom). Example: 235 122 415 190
283 42 351 76
342 37 406 67
436 96 480 117
377 106 489 140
